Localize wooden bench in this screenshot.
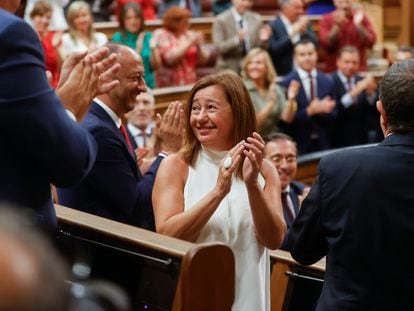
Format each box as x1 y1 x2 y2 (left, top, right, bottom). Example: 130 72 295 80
55 204 235 310
270 250 325 311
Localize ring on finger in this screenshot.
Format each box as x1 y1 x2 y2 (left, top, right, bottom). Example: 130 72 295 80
223 156 233 169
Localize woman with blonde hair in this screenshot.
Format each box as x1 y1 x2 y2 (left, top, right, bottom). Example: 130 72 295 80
153 72 286 310
242 47 300 137
60 1 107 59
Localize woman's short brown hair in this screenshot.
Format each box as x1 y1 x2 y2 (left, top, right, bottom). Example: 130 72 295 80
29 0 52 19
181 72 257 177
162 6 190 34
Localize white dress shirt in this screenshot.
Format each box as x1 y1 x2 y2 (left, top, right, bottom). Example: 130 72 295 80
297 67 318 101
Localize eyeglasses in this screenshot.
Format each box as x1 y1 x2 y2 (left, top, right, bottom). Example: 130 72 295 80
269 155 297 164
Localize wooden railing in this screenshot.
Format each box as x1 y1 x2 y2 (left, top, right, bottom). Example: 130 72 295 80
55 204 235 310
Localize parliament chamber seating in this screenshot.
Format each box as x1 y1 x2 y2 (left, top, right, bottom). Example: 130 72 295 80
55 204 327 310
55 204 235 310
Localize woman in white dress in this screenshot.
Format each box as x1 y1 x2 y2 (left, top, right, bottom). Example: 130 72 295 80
60 1 107 60
152 72 286 310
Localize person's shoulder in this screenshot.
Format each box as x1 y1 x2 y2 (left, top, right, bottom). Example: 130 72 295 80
159 153 189 179
279 70 297 83
320 10 335 20
61 32 72 43
82 107 114 134
214 9 231 22
111 31 122 41
246 10 261 20
321 144 377 167
318 70 334 82
0 11 36 39
162 153 188 169
268 14 279 25
95 32 108 44
0 9 17 26
291 180 308 192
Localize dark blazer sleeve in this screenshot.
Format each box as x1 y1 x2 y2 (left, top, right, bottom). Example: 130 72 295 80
267 18 292 58
287 164 328 265
84 125 161 229
0 13 97 187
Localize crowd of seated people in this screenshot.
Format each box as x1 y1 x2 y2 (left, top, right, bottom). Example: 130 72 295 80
6 0 414 309
18 0 407 156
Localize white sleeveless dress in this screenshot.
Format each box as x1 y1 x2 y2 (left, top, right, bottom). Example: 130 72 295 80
183 146 270 311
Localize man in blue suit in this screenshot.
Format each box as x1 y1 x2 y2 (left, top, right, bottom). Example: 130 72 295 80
0 0 119 232
331 45 379 147
288 59 414 310
264 133 310 250
278 39 337 154
58 43 183 231
267 0 318 76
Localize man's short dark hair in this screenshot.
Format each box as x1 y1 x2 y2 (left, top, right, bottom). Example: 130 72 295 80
265 132 298 154
294 38 316 52
379 59 414 133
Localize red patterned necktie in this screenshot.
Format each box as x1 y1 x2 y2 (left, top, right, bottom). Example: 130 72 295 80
119 124 134 155
309 73 315 101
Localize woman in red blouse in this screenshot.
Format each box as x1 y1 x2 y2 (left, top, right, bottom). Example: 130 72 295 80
151 6 209 87
29 0 62 88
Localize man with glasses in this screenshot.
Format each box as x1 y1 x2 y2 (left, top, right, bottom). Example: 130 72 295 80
264 133 310 250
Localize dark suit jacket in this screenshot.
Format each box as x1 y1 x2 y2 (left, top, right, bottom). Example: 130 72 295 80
267 15 318 76
0 9 97 231
278 70 337 154
287 134 414 310
58 102 162 230
280 181 308 251
331 72 375 147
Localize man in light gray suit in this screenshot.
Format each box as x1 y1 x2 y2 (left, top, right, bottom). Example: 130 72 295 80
212 0 269 74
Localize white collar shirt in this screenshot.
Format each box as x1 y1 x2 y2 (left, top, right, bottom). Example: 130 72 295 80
297 67 317 101
280 13 300 44
94 97 121 128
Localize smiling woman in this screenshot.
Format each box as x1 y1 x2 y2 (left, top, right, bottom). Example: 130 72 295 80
59 1 108 60
152 72 286 311
29 0 62 88
241 48 300 136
